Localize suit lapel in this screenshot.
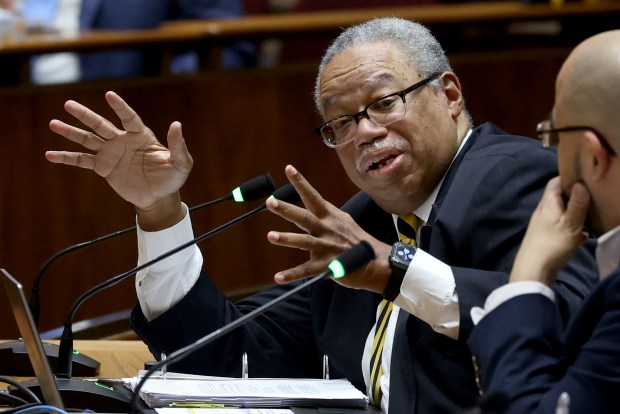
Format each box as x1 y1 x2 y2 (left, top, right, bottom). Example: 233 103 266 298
419 128 480 250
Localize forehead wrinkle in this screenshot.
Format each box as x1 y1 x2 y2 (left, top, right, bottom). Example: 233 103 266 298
321 72 399 114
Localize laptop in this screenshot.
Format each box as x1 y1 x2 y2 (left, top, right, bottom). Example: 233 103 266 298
2 269 142 412
1 268 65 409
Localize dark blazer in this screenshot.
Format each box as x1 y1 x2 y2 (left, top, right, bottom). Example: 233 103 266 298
468 267 620 414
79 0 254 80
132 123 597 413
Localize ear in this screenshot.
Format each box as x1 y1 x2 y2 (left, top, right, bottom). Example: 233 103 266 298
583 130 612 181
438 72 463 119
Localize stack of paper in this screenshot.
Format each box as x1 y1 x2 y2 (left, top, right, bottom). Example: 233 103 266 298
128 376 368 409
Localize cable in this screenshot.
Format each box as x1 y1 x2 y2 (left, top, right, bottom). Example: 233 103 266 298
0 392 29 406
0 376 41 404
13 404 68 414
0 403 40 414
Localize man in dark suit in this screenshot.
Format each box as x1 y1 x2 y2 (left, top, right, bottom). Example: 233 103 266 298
79 0 255 80
45 18 597 413
468 30 620 413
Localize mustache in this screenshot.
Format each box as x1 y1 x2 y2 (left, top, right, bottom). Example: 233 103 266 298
355 139 409 171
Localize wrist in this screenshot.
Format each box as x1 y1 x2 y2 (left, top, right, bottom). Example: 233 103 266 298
136 192 185 231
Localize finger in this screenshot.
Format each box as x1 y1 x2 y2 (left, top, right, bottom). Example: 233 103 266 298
274 260 328 284
266 196 322 234
285 165 333 216
564 182 591 231
267 230 345 252
45 151 95 170
64 100 119 140
105 91 146 134
49 119 107 152
166 122 193 172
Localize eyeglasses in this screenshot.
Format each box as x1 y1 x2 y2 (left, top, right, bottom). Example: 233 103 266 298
315 73 442 148
536 120 616 156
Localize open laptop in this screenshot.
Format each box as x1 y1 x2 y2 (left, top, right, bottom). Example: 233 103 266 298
1 268 65 409
2 269 140 412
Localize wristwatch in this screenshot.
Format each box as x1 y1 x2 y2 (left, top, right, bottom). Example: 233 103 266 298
384 241 417 302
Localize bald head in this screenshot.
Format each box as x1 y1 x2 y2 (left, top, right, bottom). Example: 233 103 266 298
555 30 620 150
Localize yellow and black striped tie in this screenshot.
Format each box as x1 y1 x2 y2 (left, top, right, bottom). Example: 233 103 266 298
369 213 419 406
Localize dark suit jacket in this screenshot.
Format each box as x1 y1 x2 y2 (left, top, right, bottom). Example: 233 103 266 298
79 0 254 80
132 123 597 413
468 267 620 414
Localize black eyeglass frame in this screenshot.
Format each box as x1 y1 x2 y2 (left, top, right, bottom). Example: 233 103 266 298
314 72 443 148
536 123 616 156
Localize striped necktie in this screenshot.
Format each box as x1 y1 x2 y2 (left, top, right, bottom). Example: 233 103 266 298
369 213 418 406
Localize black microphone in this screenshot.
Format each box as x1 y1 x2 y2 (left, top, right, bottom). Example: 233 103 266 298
8 183 301 412
0 173 275 379
129 240 376 412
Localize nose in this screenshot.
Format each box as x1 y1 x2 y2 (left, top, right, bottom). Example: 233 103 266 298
352 116 388 147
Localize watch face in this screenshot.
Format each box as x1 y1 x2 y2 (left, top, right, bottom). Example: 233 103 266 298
391 242 416 267
397 246 415 261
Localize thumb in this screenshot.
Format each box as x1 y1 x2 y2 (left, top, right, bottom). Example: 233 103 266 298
167 121 193 172
565 182 591 232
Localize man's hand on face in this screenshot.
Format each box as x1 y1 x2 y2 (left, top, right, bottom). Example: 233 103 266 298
510 177 591 286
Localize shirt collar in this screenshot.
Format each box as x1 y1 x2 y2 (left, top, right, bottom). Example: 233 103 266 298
393 128 473 225
596 224 620 279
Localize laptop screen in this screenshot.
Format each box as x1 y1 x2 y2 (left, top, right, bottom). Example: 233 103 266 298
1 268 65 409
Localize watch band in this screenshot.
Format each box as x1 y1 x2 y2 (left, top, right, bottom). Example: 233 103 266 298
384 242 417 302
383 267 406 302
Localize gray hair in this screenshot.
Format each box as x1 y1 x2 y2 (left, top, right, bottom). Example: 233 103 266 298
314 17 454 113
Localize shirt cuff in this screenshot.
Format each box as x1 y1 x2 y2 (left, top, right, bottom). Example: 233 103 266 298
395 249 459 339
470 281 556 325
136 203 196 273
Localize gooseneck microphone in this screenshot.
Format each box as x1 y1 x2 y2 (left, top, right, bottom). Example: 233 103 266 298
30 173 276 326
0 174 275 379
129 240 376 412
11 183 301 411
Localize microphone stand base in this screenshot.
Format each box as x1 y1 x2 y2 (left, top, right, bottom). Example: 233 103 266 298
0 340 100 376
10 378 132 413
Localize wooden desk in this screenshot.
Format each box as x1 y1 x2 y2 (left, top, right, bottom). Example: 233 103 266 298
60 340 153 378
0 340 153 380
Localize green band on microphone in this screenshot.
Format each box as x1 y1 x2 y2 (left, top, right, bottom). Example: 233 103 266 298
232 187 244 202
328 260 346 279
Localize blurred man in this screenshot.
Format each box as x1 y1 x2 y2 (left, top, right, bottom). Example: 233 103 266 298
469 30 620 413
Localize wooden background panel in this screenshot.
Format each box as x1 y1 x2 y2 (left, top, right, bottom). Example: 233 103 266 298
0 67 356 339
0 46 565 339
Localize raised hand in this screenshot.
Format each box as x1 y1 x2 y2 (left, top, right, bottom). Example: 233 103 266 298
46 91 193 229
510 177 591 286
266 165 391 292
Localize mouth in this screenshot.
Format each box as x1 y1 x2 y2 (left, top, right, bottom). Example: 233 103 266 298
362 150 404 176
368 153 399 171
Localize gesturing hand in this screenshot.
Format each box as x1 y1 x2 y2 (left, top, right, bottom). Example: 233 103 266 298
46 91 193 212
266 165 391 293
